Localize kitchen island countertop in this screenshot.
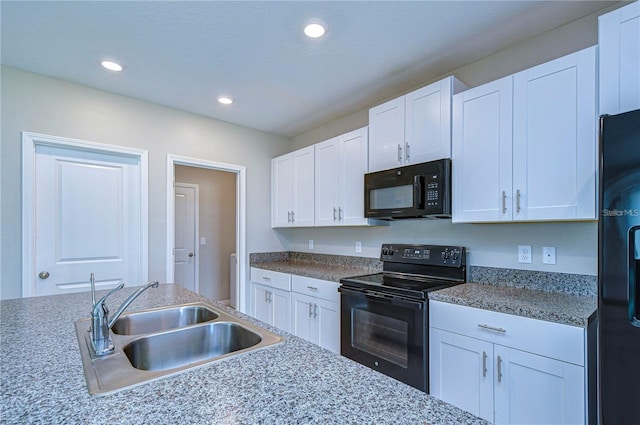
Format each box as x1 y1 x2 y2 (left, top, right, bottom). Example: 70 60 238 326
0 284 486 425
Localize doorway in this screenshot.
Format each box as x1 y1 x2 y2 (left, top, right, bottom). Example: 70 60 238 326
166 155 246 313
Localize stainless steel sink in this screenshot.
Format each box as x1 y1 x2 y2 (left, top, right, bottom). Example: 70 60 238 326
111 304 219 335
124 322 262 371
74 302 283 395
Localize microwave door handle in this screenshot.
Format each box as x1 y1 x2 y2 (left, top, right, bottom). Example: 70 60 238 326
414 175 424 209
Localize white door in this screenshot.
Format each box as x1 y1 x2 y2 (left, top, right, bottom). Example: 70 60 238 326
452 76 513 223
174 183 198 292
512 46 597 221
430 328 495 422
33 143 143 296
314 137 341 226
368 96 405 172
494 346 585 425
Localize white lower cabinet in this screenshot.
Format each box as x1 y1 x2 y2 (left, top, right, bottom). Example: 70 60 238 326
291 275 340 354
250 268 291 332
430 301 586 425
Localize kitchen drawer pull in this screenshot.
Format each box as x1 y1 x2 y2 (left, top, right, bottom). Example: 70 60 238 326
477 324 507 333
262 276 271 281
307 286 318 291
482 351 487 378
497 355 503 383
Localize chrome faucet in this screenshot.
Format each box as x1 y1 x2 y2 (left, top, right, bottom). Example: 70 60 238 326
89 273 159 356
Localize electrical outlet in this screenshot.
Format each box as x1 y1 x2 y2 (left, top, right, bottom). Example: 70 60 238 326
308 240 314 250
200 237 206 245
518 245 532 263
355 241 362 253
542 246 556 264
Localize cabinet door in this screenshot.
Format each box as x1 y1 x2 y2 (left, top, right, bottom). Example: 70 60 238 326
292 146 315 227
271 154 293 228
338 127 369 226
250 283 272 325
513 46 597 221
599 1 640 115
316 298 340 354
494 345 585 425
452 76 513 223
368 96 405 172
315 137 341 226
270 286 291 332
405 78 452 164
430 328 494 422
291 292 314 343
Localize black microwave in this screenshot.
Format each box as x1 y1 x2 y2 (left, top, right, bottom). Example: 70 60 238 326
364 159 452 219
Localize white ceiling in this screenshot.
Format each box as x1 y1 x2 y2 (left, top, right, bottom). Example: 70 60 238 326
1 1 617 138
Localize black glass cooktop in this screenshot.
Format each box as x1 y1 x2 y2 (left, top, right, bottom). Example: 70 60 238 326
340 272 459 299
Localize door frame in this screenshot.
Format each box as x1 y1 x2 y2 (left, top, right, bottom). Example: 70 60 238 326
22 132 149 297
166 154 246 313
174 182 200 293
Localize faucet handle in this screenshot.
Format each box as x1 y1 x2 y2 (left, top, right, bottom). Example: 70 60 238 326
92 283 125 316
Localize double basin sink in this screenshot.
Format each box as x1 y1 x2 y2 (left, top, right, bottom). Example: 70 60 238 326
74 303 283 395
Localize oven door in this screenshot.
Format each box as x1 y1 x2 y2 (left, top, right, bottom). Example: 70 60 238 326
339 286 428 392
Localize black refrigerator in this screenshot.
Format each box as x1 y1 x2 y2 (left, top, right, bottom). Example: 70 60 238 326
599 108 640 424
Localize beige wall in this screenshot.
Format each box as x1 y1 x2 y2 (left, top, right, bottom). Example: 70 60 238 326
0 66 291 300
175 165 236 301
284 5 623 276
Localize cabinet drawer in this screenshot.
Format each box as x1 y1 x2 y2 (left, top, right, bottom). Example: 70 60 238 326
250 267 291 291
291 275 340 303
429 301 585 366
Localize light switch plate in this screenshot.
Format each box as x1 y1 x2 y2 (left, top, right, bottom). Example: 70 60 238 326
200 237 206 245
355 241 362 253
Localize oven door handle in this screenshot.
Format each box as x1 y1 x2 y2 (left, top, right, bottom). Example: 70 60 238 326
340 286 424 310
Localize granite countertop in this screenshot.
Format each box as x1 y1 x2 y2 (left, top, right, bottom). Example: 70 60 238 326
251 260 375 283
1 284 485 425
429 283 597 328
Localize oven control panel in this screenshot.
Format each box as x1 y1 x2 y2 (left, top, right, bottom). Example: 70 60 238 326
380 243 465 267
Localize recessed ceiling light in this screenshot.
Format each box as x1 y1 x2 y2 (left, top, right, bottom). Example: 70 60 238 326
303 19 327 38
217 96 233 105
101 60 123 72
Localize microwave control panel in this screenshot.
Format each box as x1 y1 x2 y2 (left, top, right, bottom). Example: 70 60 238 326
425 174 440 207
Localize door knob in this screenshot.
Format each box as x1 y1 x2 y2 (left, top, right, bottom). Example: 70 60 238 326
39 271 50 279
188 253 194 257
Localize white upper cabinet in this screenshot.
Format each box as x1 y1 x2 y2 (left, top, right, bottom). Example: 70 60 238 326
599 1 640 115
271 146 315 228
369 76 466 172
513 46 597 221
453 46 598 223
315 127 369 226
452 76 513 223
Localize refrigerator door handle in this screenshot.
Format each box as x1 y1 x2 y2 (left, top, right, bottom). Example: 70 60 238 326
629 226 640 327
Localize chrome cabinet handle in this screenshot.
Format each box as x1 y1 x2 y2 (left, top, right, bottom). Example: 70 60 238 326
291 211 295 222
287 211 291 223
333 207 337 221
338 207 343 221
477 324 507 333
482 351 488 377
502 191 507 214
307 286 318 291
516 189 521 213
264 290 269 303
405 143 410 161
314 303 318 318
262 276 271 281
269 291 273 302
309 302 314 317
397 144 402 162
497 355 503 383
